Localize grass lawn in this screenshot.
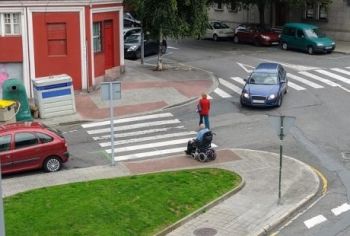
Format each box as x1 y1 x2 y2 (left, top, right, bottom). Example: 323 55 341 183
4 168 241 236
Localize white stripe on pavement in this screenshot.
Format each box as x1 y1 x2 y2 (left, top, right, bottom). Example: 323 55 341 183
106 138 190 153
219 78 242 94
214 88 232 98
315 69 350 85
92 126 185 141
331 203 350 216
287 73 323 88
87 119 181 135
298 71 339 87
114 144 218 161
99 131 196 147
287 81 306 91
230 77 245 85
331 68 350 76
82 113 173 128
304 215 327 229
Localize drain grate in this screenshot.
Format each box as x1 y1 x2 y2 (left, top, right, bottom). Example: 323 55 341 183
341 152 350 160
193 227 218 236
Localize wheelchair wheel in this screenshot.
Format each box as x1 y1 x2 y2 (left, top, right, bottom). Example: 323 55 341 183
206 149 216 161
198 153 208 162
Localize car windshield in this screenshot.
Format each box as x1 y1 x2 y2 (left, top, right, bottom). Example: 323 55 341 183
304 28 326 38
213 22 230 29
249 72 278 85
125 34 140 43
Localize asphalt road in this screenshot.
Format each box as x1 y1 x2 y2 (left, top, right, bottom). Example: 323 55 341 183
150 39 350 236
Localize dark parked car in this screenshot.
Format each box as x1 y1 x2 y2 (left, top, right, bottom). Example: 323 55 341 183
124 33 167 59
240 63 288 107
0 122 69 174
234 24 280 46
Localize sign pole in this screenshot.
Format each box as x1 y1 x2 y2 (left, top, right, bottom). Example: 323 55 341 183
109 83 115 166
278 116 284 203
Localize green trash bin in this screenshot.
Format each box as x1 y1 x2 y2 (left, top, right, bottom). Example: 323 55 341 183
2 79 32 121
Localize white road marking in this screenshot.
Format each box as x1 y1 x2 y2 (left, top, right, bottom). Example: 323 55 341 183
106 138 191 153
230 77 246 85
287 81 306 91
99 131 196 147
87 119 181 135
214 88 232 98
298 71 339 87
237 62 254 73
82 113 173 128
167 46 179 49
207 95 213 100
219 78 242 94
315 69 350 85
114 144 218 161
331 203 350 216
259 58 320 71
287 73 323 88
304 215 327 229
92 126 185 141
331 68 350 76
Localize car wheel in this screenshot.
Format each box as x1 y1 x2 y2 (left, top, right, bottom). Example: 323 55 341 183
277 96 283 107
43 156 62 172
307 46 314 55
213 34 218 41
233 35 239 43
281 42 288 50
135 50 141 59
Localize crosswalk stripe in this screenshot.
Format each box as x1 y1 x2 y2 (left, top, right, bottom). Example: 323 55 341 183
331 203 350 216
99 131 196 147
298 71 339 87
214 88 232 98
92 126 185 141
331 68 350 76
230 77 245 85
304 215 327 229
87 119 181 135
114 144 218 161
219 78 242 94
106 138 191 153
315 69 350 85
82 113 173 128
287 81 306 91
287 73 323 88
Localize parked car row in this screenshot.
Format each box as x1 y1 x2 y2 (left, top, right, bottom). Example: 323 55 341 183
203 21 336 55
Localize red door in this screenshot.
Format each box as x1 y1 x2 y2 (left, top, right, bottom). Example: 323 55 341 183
104 20 114 69
32 12 82 89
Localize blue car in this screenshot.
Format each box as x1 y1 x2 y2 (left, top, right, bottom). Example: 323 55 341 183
240 63 288 107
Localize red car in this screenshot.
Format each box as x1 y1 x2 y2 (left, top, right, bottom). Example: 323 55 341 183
0 122 69 174
234 24 280 46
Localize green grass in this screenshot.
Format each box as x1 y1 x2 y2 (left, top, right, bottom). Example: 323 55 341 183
4 168 241 236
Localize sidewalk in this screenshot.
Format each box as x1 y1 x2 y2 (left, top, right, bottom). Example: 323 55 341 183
2 149 321 235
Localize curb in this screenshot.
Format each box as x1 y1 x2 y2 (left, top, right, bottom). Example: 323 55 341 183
155 173 245 236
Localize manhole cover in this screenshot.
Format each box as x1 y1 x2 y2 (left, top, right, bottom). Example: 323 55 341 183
193 227 218 236
342 152 350 160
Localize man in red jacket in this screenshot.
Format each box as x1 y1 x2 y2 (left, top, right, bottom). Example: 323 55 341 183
198 93 210 129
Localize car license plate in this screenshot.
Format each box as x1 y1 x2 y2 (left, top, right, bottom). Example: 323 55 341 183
325 46 332 49
272 42 279 45
252 100 265 104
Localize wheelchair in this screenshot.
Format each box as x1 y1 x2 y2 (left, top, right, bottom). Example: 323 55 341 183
185 131 216 162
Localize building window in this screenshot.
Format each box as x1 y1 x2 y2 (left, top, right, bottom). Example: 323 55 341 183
47 23 67 56
305 2 315 19
319 4 328 20
214 1 223 11
2 13 21 35
228 2 238 13
93 22 102 53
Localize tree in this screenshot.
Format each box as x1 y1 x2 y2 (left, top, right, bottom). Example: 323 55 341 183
124 0 209 70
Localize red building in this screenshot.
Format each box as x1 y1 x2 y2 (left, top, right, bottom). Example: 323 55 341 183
0 0 124 96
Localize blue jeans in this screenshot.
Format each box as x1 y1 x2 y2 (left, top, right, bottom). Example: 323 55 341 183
199 115 210 129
